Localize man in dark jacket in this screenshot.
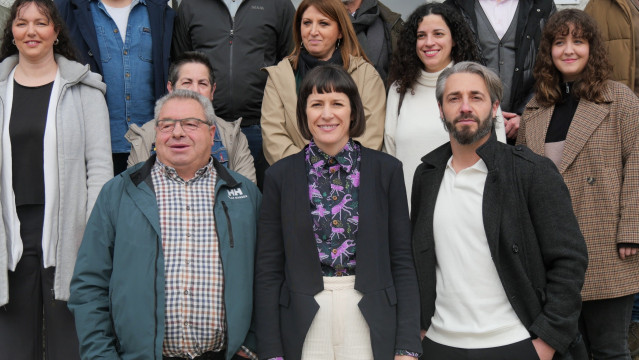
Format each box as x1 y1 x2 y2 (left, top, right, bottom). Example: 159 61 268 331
69 90 261 360
342 0 403 84
411 62 587 360
56 0 174 175
444 0 555 141
172 0 295 188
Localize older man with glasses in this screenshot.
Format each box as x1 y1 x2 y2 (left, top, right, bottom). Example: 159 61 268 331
68 90 262 360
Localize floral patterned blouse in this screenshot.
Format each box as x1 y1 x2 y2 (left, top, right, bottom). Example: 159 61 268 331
305 139 360 277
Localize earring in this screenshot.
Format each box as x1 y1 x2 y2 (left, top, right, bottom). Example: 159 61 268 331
11 39 15 45
301 41 304 50
54 38 59 45
336 38 341 49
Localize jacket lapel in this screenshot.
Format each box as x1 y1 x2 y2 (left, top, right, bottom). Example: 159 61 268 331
559 100 609 173
524 96 610 174
354 147 374 290
477 139 503 255
290 152 322 279
522 101 553 156
413 145 451 254
266 60 298 133
72 0 102 74
125 174 161 236
415 168 441 251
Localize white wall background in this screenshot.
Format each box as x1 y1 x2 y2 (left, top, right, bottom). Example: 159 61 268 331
290 0 589 19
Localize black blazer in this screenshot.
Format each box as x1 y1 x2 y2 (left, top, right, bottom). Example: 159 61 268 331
411 137 588 358
255 145 421 360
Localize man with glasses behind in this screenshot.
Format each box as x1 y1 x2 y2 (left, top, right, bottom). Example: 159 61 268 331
68 90 262 360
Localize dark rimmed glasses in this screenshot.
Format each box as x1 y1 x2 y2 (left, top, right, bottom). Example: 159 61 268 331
156 118 211 133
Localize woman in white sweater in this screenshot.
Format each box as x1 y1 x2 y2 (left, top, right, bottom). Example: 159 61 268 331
384 3 505 204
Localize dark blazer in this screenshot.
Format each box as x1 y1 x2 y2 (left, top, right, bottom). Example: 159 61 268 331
55 0 174 101
411 136 588 358
255 145 421 360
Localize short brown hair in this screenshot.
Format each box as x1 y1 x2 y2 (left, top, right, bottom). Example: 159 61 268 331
297 64 365 140
289 0 369 71
533 9 610 106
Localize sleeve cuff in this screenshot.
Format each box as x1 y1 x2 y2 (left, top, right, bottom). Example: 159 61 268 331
240 345 258 360
395 349 421 357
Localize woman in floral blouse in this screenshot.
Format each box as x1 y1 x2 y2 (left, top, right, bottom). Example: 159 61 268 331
255 64 421 360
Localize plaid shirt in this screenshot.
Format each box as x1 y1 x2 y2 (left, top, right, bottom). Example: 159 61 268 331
152 158 226 357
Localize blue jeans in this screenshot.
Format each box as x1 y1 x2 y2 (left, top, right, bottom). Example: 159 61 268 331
633 294 639 322
240 125 267 190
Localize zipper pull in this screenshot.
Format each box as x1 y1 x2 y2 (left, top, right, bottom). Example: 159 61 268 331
565 82 570 94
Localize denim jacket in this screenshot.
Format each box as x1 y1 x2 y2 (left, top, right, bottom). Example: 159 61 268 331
91 0 154 153
56 0 174 151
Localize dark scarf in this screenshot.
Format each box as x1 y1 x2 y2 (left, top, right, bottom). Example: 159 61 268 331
295 49 344 92
349 0 389 81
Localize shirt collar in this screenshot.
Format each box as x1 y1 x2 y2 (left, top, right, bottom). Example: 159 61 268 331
307 139 359 172
155 157 214 183
445 156 488 174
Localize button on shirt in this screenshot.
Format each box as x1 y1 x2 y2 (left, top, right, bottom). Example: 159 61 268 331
151 158 226 357
91 0 155 153
306 140 360 276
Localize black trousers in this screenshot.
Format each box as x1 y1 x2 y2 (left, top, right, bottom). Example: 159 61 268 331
579 294 635 360
0 205 80 360
421 337 539 360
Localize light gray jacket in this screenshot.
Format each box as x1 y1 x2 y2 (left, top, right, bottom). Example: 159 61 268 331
125 115 256 183
0 54 113 306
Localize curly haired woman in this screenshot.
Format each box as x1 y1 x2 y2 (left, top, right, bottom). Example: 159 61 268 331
518 9 639 359
383 3 505 204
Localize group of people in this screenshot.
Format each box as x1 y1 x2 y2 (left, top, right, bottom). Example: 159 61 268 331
0 0 636 359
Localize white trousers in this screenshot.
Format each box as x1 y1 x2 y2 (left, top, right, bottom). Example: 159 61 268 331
301 276 374 360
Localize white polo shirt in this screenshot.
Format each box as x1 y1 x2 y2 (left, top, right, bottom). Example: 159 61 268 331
426 157 529 348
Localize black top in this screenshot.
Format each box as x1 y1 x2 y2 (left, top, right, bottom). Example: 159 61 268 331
545 82 580 143
10 80 54 206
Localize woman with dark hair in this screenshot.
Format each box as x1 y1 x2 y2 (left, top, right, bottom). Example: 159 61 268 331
0 0 112 358
260 0 385 166
518 9 639 359
384 2 505 204
255 64 421 360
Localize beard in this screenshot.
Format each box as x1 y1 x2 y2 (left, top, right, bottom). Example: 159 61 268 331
442 112 494 145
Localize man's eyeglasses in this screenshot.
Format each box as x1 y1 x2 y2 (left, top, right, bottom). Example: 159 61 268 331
156 118 211 133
